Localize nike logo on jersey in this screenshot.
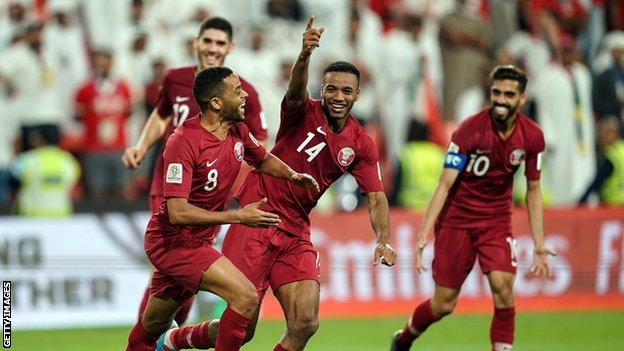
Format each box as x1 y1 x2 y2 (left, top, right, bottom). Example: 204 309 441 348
206 159 217 167
175 95 190 103
475 149 490 154
316 126 327 136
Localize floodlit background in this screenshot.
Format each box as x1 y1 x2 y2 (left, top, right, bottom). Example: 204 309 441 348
1 0 623 350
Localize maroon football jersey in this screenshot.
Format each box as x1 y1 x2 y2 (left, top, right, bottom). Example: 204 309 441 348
150 66 267 198
235 98 383 240
437 109 545 230
145 116 266 248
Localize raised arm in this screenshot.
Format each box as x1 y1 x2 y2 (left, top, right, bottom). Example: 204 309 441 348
256 153 320 192
366 191 397 267
414 168 460 273
525 179 556 277
121 108 172 169
283 16 324 111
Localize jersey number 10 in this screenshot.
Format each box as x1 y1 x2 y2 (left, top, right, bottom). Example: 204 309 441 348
466 154 490 176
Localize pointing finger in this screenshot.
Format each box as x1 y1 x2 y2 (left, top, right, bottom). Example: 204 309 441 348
306 16 314 30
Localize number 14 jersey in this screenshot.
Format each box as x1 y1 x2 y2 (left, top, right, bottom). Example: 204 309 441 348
235 99 384 240
438 109 545 230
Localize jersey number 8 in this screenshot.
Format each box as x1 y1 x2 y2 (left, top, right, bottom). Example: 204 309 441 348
204 169 218 191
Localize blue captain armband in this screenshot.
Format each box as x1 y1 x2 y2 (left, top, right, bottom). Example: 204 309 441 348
443 152 467 170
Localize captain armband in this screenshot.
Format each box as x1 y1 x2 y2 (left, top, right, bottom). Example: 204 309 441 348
443 152 467 171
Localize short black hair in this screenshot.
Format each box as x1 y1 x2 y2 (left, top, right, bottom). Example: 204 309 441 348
198 17 233 41
323 61 360 83
490 65 528 93
193 66 233 111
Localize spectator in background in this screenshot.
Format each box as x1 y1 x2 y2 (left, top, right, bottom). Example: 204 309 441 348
0 21 63 153
44 0 89 124
392 120 443 210
593 31 624 122
579 115 624 205
10 129 80 217
439 0 492 121
75 49 132 201
0 1 29 50
534 34 596 206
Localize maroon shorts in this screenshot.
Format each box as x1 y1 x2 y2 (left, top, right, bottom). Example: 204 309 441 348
145 235 222 303
222 224 320 302
149 194 163 214
432 225 517 289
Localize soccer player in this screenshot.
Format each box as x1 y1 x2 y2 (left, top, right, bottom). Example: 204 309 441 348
125 66 318 351
221 17 396 351
121 17 267 326
389 65 556 351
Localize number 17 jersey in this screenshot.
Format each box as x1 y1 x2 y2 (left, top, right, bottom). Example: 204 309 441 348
235 98 384 240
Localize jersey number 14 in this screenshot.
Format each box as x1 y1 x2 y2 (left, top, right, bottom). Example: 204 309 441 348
297 132 327 162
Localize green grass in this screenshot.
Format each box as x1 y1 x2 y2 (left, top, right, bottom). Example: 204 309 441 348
11 311 624 350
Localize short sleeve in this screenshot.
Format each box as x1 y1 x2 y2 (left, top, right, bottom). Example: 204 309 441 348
448 122 472 156
162 130 195 199
350 135 384 193
156 71 172 117
276 97 311 141
241 81 268 141
525 127 546 181
237 123 267 168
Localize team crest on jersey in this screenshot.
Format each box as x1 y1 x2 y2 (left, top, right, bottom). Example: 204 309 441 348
165 163 182 184
338 147 355 166
234 141 244 161
509 149 526 165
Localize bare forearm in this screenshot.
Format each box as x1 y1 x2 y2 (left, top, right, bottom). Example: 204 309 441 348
416 184 450 244
168 200 240 226
368 192 391 244
285 53 311 104
135 110 171 151
257 153 296 180
526 187 545 249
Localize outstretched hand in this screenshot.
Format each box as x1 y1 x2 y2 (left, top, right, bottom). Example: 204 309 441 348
531 247 557 278
373 242 397 267
121 146 147 169
291 172 320 192
237 198 281 228
301 16 324 56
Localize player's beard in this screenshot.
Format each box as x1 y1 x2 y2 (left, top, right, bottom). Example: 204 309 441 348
491 102 519 124
224 102 244 123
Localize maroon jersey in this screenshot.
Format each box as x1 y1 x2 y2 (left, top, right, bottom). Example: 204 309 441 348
145 116 267 248
437 109 545 230
150 66 267 198
235 98 383 240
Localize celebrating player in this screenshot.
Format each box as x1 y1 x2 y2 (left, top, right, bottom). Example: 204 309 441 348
390 65 556 351
125 66 318 351
121 17 267 326
219 16 396 351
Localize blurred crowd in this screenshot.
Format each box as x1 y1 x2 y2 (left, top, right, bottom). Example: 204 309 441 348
1 0 623 216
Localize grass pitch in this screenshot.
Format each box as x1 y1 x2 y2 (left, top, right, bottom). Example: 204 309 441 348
11 311 624 350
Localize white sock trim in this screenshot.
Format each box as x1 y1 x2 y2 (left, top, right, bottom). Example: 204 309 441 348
164 329 178 350
493 342 512 351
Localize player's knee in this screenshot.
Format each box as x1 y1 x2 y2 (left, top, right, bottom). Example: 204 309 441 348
431 297 458 317
290 315 319 340
141 314 172 335
232 284 259 316
491 283 515 306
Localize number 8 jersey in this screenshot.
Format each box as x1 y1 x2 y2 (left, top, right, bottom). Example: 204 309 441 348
438 109 545 230
235 98 384 240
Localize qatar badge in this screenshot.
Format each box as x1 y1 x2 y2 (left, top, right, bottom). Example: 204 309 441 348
338 147 355 166
234 141 244 161
509 149 526 166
